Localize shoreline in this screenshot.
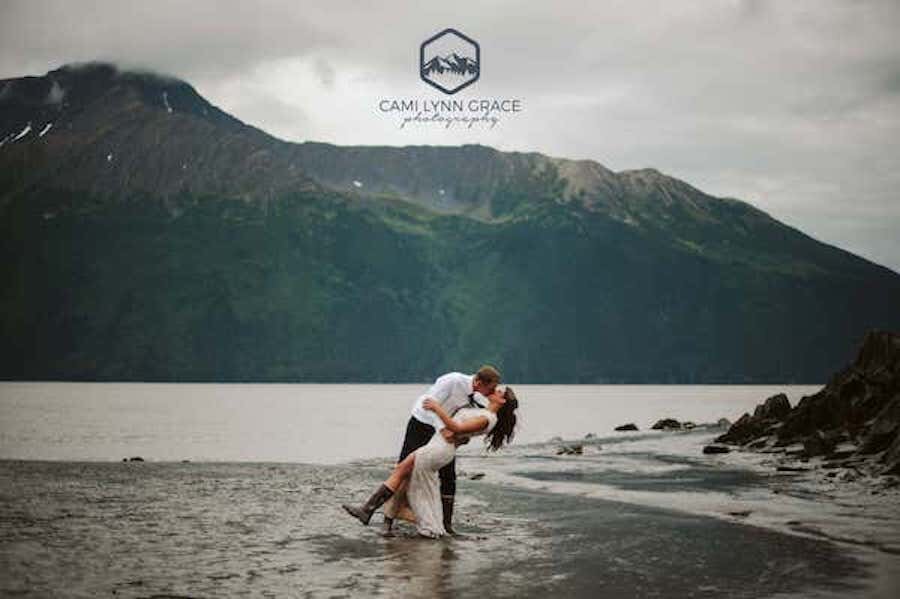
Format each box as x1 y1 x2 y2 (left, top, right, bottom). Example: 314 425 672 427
4 426 898 558
2 421 898 596
0 458 883 598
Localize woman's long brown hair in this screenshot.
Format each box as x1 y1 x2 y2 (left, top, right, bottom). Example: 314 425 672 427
485 387 519 451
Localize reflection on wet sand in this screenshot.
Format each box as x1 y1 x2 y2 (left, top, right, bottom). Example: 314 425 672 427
383 535 459 598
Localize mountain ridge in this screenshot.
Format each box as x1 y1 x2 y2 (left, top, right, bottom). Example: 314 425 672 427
0 63 761 219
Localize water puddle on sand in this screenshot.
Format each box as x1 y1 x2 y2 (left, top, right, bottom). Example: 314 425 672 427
458 428 900 597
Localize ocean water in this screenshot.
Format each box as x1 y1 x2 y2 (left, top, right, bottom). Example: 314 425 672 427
0 383 818 463
2 383 899 598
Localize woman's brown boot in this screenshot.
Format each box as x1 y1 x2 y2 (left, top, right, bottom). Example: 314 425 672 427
342 484 394 526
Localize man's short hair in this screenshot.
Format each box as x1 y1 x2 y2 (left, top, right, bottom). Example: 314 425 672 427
475 365 501 386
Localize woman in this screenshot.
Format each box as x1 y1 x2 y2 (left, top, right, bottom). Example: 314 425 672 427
342 386 519 538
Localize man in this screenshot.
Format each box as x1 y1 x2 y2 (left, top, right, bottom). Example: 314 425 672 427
383 365 501 535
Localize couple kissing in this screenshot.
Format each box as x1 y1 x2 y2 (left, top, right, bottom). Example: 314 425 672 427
342 366 520 538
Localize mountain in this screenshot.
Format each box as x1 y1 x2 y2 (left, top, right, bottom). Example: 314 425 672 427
1 62 899 383
421 53 478 76
0 63 315 202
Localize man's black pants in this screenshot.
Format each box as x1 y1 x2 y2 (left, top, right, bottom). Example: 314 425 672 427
397 417 455 497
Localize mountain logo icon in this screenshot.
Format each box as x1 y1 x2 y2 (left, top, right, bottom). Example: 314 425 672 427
419 28 480 95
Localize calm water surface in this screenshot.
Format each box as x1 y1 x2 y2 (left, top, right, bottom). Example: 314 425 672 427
0 383 821 463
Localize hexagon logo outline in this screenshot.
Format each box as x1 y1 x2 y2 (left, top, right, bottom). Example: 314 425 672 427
419 28 480 95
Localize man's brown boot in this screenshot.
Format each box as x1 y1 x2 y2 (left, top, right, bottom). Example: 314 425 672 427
342 484 394 526
442 495 456 535
382 516 395 537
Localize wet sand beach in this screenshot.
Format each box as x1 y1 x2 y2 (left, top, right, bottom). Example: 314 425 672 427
0 456 886 598
1 384 897 597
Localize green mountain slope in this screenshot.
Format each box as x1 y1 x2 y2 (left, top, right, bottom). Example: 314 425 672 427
1 63 898 382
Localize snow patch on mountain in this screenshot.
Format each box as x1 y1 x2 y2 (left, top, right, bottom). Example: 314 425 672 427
12 123 32 141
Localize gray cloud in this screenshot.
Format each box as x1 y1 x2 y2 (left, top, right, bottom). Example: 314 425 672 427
312 57 335 89
0 0 332 80
1 0 898 271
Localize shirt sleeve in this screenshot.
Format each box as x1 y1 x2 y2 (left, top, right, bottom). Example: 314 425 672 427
412 373 454 430
422 374 453 403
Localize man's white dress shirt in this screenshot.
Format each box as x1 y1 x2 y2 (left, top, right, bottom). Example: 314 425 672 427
411 371 487 430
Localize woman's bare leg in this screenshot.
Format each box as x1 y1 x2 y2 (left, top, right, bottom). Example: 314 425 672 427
384 452 416 491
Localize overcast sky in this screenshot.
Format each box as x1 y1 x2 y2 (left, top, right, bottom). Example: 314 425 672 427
2 0 899 271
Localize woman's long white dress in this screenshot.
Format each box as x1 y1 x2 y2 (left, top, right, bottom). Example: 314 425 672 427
384 407 497 538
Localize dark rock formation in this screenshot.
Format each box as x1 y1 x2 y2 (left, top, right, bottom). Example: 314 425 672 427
651 418 681 430
715 393 792 445
614 423 639 431
802 430 842 458
754 393 791 420
557 444 584 455
716 331 900 475
703 445 731 454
